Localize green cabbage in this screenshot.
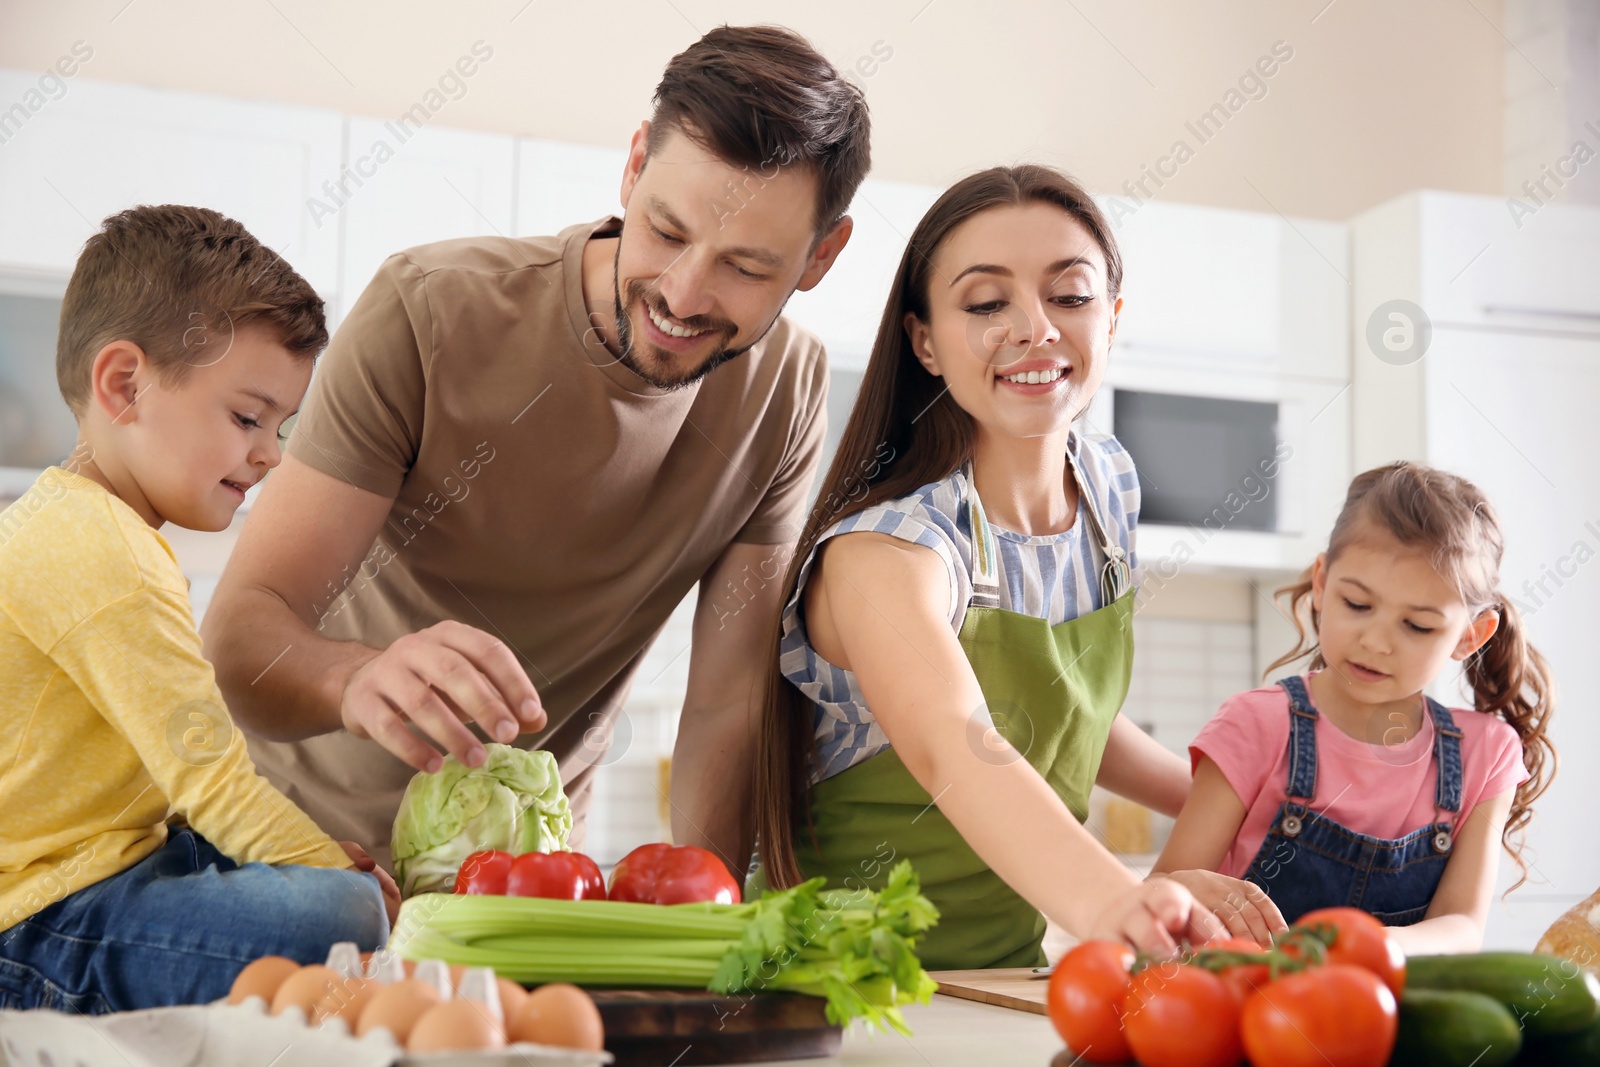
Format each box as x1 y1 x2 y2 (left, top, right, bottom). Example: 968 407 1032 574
391 744 572 896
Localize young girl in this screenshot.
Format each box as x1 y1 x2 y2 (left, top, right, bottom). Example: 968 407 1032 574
1154 462 1555 953
752 165 1274 970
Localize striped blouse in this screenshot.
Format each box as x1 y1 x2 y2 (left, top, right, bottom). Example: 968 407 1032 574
779 432 1142 784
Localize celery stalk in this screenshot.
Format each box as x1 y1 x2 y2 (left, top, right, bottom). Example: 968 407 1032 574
390 859 940 1034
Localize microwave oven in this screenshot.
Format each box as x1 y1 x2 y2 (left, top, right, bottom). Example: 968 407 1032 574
1083 362 1348 557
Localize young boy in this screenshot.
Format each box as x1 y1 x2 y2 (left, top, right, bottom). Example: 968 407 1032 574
0 205 394 1014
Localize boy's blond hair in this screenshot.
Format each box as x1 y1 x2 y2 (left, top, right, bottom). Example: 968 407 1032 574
56 204 327 414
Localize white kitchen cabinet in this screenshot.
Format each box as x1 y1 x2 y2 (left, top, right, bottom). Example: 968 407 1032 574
514 137 627 240
1424 326 1600 950
1352 191 1600 950
0 72 342 301
1109 198 1350 383
337 118 516 314
1417 192 1600 330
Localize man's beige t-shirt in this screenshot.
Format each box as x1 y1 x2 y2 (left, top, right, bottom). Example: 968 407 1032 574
247 218 827 866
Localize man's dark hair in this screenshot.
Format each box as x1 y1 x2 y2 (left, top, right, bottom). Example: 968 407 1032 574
648 24 872 234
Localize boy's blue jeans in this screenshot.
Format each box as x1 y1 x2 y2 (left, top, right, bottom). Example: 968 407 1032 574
0 828 389 1014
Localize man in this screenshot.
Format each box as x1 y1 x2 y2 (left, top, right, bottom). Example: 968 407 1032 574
202 24 869 874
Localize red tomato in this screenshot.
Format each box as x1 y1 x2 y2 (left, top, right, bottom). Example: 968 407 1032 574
606 843 674 903
453 850 513 895
1290 907 1407 995
507 851 606 900
607 843 740 905
1241 963 1397 1067
1045 941 1135 1064
570 852 607 901
1122 962 1243 1067
1202 936 1274 1007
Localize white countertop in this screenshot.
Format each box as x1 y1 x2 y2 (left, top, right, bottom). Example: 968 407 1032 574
760 994 1063 1067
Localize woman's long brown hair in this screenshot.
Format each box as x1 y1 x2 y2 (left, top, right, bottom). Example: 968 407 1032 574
1265 462 1557 890
752 165 1124 889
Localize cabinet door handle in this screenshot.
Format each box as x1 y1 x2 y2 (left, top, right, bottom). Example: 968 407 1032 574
1480 305 1600 323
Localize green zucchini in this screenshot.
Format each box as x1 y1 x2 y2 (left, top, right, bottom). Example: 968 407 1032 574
1406 953 1600 1039
1515 1007 1600 1066
1392 989 1521 1067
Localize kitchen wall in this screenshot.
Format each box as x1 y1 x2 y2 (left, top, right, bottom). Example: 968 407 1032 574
0 0 1506 221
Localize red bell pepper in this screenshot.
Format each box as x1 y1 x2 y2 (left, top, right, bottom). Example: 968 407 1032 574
607 843 741 905
454 849 514 895
506 850 608 901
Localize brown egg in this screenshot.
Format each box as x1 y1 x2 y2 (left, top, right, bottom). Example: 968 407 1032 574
356 978 444 1044
227 956 300 1006
507 983 604 1051
497 977 530 1018
271 965 346 1022
408 998 506 1052
319 975 377 1029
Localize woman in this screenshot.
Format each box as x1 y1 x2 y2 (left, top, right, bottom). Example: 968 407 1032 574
753 165 1282 969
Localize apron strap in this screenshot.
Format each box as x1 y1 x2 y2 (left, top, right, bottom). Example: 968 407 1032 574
965 481 1003 610
1276 675 1320 803
962 435 1130 611
1066 441 1133 604
1425 698 1466 814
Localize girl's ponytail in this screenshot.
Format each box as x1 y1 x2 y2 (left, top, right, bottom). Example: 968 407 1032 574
1466 594 1557 890
1264 567 1322 678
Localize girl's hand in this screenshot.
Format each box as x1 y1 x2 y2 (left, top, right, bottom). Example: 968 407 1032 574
340 840 403 925
1149 869 1287 947
375 864 402 926
338 839 376 871
1086 877 1224 955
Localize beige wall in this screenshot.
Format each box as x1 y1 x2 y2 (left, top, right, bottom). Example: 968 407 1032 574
0 0 1503 220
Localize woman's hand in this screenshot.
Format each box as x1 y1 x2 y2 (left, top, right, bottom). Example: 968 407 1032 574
1149 869 1286 946
1084 876 1224 955
340 840 403 926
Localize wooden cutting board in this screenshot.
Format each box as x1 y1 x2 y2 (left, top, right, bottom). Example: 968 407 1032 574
929 967 1051 1014
588 989 841 1066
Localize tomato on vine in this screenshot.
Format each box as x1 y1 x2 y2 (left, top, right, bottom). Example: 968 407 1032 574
1122 961 1244 1067
1285 907 1406 996
1046 941 1135 1064
1240 963 1398 1067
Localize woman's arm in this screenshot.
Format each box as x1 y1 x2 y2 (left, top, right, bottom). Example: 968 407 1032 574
1150 755 1287 944
806 531 1220 954
1387 790 1516 955
1097 715 1190 817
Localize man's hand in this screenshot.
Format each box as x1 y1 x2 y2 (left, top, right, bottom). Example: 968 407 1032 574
1148 869 1287 946
340 620 547 771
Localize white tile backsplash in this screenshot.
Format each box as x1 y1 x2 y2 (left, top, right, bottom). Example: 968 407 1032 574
1128 615 1259 757
584 588 699 864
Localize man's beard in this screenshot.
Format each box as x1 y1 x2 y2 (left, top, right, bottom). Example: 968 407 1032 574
610 245 785 391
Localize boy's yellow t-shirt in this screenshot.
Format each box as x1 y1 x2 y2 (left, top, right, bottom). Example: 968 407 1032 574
0 466 351 932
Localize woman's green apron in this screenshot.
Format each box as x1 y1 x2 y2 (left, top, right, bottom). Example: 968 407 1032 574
760 448 1135 970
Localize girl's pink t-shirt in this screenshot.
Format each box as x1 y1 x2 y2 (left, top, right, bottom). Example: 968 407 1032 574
1190 673 1529 880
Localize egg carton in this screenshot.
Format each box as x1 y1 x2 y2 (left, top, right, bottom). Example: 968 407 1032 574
0 997 612 1067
